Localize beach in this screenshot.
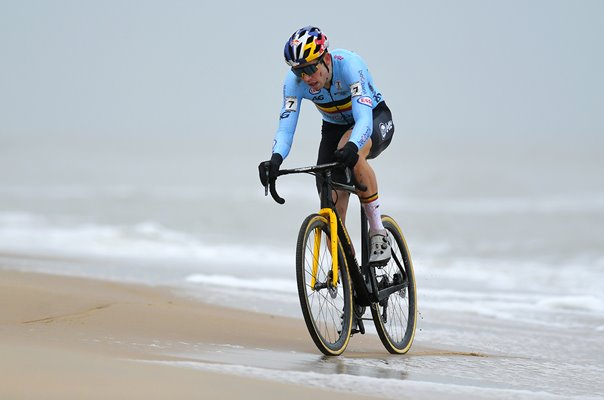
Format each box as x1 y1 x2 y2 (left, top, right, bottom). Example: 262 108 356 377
2 267 503 400
2 257 602 399
1 268 389 399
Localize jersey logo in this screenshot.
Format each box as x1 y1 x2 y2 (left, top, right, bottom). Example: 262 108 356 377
335 80 343 91
360 126 371 144
309 88 320 95
284 96 298 112
357 96 372 107
350 82 362 97
379 120 393 138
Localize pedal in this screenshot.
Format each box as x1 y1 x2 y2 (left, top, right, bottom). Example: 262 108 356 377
368 257 390 268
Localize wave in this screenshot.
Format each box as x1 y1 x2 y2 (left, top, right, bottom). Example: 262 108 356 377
141 359 584 400
536 296 604 313
1 211 601 327
414 256 604 299
421 288 604 320
0 212 289 267
185 274 297 294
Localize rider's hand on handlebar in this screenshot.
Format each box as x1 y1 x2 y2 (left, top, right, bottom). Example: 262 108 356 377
334 142 359 168
258 153 283 187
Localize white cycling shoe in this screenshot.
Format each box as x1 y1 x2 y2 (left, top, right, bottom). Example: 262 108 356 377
368 230 391 267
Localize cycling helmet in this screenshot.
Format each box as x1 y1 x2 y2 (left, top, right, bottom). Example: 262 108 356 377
284 26 329 67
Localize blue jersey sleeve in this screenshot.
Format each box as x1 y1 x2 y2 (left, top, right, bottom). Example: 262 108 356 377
272 73 302 159
342 56 374 150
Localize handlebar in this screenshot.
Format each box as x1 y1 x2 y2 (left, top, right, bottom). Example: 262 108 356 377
269 178 285 204
264 162 367 205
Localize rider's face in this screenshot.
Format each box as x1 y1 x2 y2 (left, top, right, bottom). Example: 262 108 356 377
298 55 331 91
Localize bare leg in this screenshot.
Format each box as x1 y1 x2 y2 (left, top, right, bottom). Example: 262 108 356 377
333 190 350 224
336 130 377 205
336 131 391 265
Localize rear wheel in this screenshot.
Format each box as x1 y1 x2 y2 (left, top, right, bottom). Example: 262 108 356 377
370 215 417 354
296 214 353 356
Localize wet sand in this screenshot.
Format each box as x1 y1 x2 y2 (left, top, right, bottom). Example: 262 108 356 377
0 268 410 399
3 263 595 400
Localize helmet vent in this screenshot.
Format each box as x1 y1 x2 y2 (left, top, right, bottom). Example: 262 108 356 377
283 25 328 66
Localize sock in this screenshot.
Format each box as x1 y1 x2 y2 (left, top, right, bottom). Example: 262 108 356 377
361 193 385 234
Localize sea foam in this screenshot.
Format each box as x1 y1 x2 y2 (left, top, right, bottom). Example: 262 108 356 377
0 212 289 267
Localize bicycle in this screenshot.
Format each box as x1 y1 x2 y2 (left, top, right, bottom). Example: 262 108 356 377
263 162 417 356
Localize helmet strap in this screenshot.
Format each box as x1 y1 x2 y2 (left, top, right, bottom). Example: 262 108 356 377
321 52 330 73
321 54 332 88
321 58 329 72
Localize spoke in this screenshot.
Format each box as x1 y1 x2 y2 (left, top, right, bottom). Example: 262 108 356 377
373 227 411 344
302 225 347 345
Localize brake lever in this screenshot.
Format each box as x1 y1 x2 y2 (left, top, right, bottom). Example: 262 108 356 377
261 164 270 196
260 163 285 204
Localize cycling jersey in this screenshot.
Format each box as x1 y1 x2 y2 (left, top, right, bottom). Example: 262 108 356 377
272 49 384 159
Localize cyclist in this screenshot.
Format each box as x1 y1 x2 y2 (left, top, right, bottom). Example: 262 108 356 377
259 25 395 266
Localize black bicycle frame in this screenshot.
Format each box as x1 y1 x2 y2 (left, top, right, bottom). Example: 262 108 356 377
268 163 406 307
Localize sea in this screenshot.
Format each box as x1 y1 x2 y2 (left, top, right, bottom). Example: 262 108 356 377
1 131 603 399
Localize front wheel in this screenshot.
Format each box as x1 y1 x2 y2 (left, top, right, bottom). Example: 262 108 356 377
370 215 417 354
296 214 353 356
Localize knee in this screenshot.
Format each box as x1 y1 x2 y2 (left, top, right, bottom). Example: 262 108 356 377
353 156 368 172
354 143 372 171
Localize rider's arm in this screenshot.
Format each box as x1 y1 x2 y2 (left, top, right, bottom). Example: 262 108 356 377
344 56 374 151
272 73 303 159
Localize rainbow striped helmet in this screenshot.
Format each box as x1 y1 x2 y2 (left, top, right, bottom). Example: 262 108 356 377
284 26 329 67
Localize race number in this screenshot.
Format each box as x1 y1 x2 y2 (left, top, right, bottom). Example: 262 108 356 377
350 82 362 97
284 96 298 112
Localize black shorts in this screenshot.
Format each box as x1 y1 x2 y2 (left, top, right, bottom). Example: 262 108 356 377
316 101 395 185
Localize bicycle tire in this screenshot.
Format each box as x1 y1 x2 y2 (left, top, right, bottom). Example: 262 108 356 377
296 213 353 356
370 215 417 354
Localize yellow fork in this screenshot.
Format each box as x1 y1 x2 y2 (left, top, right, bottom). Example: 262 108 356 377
311 208 339 290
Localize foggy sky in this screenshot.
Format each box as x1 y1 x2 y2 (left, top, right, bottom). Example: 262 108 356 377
1 0 603 143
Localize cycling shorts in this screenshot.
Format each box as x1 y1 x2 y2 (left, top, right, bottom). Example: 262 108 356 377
316 101 394 186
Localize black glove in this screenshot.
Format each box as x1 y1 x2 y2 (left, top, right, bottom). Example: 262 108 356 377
258 153 283 187
334 142 359 168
